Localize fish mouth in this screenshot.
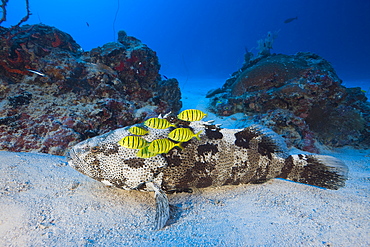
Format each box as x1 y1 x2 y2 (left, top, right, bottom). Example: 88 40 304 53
67 147 83 170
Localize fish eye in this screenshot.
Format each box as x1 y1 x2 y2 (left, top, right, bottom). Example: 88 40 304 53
91 146 100 153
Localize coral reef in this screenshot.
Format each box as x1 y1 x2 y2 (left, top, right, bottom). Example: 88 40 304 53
207 52 370 152
0 24 182 155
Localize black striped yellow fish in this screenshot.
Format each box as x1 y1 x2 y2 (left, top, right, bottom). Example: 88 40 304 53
147 138 183 154
177 109 207 122
144 118 176 129
136 146 157 158
168 128 202 142
118 135 149 149
129 126 149 135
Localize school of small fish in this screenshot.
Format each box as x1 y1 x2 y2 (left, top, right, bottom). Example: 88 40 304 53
119 109 206 158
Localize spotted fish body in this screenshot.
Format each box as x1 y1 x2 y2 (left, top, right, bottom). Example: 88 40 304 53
68 119 348 229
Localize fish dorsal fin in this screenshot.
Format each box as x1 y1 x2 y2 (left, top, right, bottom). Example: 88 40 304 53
163 111 172 119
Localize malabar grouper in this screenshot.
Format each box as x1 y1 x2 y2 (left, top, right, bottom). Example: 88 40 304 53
67 111 348 229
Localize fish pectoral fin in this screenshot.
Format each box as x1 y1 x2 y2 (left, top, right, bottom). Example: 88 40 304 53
154 188 170 230
146 182 170 230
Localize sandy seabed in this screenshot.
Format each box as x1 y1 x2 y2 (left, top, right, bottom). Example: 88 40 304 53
0 79 369 246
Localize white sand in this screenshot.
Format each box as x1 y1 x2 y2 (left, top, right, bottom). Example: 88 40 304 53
1 79 369 246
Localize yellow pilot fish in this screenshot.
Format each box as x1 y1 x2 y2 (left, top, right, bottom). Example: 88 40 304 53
144 118 176 129
136 147 157 158
168 128 202 142
147 138 183 154
118 136 149 149
129 126 149 136
177 109 207 122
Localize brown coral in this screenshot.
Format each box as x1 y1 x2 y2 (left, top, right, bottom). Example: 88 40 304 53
231 55 309 96
0 24 182 156
208 52 370 151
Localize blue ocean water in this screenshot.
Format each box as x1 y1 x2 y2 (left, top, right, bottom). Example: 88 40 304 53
3 0 370 90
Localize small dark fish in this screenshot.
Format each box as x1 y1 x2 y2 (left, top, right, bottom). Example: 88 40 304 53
86 22 90 27
163 75 168 80
284 16 298 24
27 69 46 77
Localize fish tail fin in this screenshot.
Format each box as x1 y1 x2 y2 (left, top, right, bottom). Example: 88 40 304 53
176 142 184 150
195 130 202 140
278 154 348 190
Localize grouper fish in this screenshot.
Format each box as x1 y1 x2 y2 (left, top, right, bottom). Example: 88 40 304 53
67 117 348 229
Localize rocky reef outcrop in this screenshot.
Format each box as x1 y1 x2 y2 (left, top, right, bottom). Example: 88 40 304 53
0 24 181 155
207 52 370 152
